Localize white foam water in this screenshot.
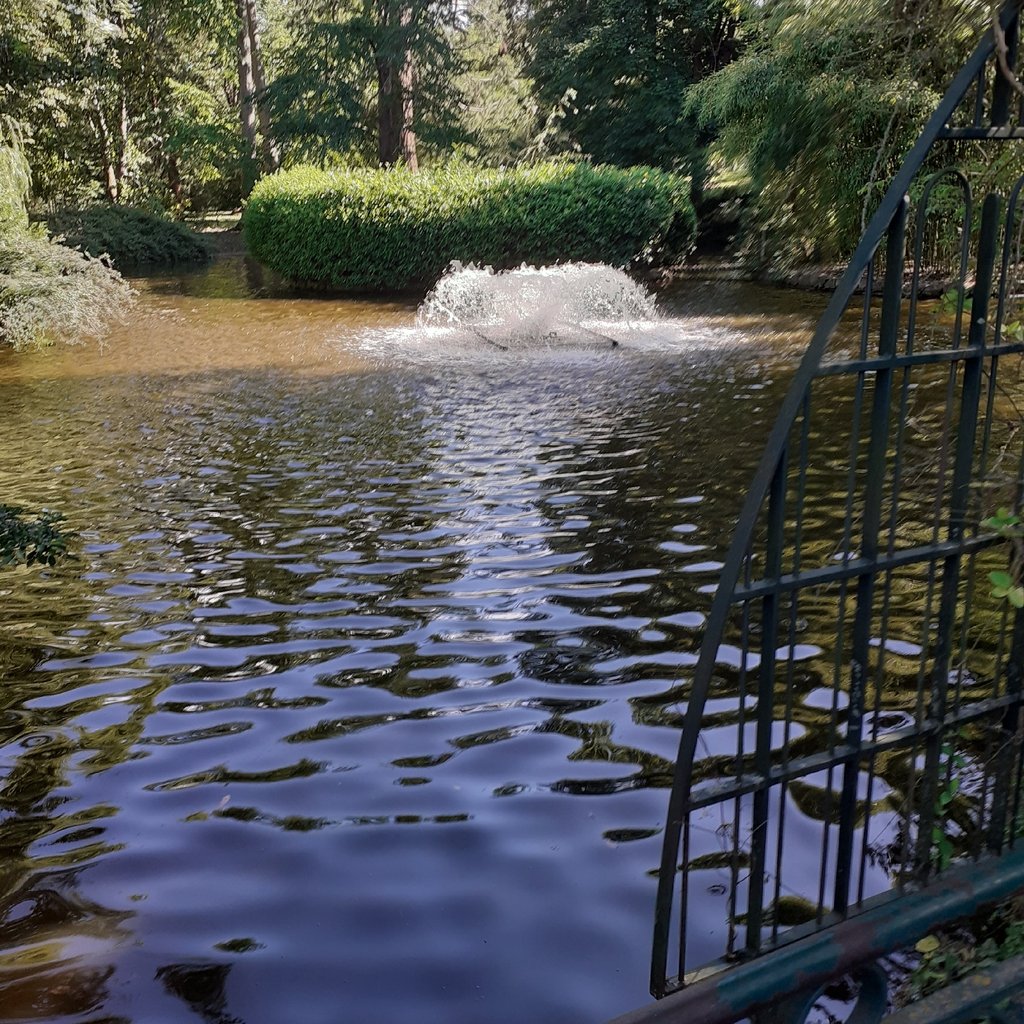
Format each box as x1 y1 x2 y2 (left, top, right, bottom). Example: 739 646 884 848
348 261 754 364
416 262 659 348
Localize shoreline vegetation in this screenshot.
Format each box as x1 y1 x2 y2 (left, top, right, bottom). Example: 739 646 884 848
0 121 133 351
49 206 212 269
2 1 1005 347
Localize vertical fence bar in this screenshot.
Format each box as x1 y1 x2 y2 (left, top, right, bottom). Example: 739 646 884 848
914 192 1002 874
834 197 909 914
745 453 788 952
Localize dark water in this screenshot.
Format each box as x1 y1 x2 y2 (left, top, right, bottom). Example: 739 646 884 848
0 261 824 1024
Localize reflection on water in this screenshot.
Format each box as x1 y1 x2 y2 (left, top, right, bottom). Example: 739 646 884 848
0 260 824 1023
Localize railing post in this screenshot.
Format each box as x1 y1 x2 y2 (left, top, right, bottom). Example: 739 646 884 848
914 192 1002 873
746 452 788 952
834 197 909 914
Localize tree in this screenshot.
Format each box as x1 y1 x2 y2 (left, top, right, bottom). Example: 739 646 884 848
687 0 999 262
526 0 740 194
1 0 249 210
265 0 464 168
455 0 535 164
236 0 279 194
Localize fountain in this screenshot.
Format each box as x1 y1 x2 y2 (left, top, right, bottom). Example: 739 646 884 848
416 262 660 349
352 260 751 362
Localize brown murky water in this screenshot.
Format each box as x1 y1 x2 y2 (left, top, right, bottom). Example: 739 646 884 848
0 260 826 1024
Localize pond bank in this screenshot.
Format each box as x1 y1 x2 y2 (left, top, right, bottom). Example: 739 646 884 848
657 260 961 297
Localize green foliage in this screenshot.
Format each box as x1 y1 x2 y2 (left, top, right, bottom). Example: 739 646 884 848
455 0 535 165
264 0 465 165
906 905 1024 1002
527 0 740 182
688 0 991 262
0 504 73 568
50 206 212 268
244 162 696 290
1 0 246 210
931 741 966 872
0 120 133 349
0 118 32 232
1 0 1002 269
0 232 133 349
984 508 1024 609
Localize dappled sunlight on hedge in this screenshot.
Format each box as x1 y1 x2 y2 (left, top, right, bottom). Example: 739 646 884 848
243 162 696 291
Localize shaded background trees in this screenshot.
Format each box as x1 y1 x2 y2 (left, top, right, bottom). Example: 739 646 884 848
0 0 1013 267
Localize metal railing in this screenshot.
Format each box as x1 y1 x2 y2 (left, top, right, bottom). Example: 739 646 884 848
615 4 1024 1021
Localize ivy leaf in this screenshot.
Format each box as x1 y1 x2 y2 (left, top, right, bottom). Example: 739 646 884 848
983 509 1021 532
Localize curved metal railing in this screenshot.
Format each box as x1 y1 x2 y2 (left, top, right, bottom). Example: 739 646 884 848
649 1 1024 1013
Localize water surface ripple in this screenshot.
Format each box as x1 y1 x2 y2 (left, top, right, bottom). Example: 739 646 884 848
0 265 821 1024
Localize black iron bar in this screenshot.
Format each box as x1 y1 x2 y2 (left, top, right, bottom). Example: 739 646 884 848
835 200 908 915
745 455 789 952
915 192 1002 873
817 339 1024 378
684 690 1024 814
732 531 1005 603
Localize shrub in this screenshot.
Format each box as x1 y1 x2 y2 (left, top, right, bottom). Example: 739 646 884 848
244 162 696 290
49 205 212 268
0 233 133 349
0 120 132 350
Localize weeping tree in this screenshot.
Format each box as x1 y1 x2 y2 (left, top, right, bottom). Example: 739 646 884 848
0 119 32 233
0 119 131 349
687 0 1001 264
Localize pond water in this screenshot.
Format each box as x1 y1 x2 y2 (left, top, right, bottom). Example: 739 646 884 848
0 260 826 1024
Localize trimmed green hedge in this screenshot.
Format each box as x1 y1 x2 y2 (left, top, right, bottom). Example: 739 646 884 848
49 206 212 268
244 162 696 290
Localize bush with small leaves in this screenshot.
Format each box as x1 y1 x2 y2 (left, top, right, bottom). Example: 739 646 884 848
50 206 212 268
244 162 696 291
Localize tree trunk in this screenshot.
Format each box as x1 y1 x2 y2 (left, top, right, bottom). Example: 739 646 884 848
166 153 183 204
376 55 400 166
244 0 280 172
92 105 118 203
114 89 128 202
376 4 417 170
399 9 418 173
235 0 258 195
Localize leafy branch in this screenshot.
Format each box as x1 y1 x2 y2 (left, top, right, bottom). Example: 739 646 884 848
0 503 74 568
985 507 1024 606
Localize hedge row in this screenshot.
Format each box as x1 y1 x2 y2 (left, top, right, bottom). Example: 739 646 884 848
244 162 696 291
50 206 212 268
